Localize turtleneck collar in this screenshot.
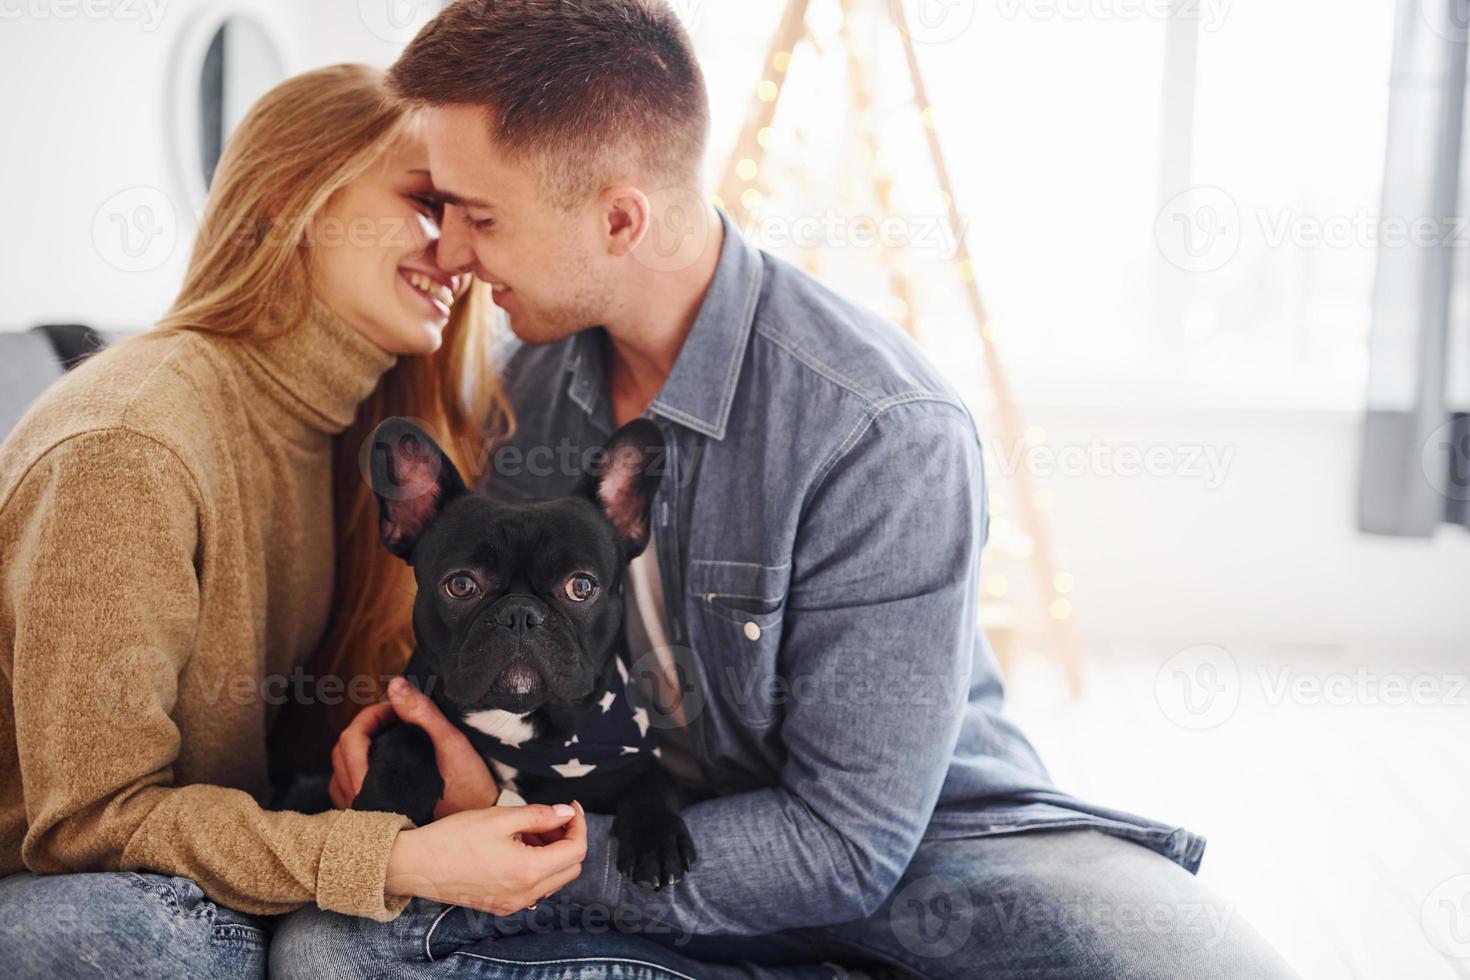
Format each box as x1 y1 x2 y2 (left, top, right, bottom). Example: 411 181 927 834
236 296 399 436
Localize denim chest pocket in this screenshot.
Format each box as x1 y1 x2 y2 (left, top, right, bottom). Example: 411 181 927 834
687 559 789 624
687 559 790 731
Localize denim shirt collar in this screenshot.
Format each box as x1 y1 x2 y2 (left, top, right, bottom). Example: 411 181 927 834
562 209 761 441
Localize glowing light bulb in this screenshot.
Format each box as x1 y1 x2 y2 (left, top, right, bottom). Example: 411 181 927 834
1054 572 1074 594
737 158 759 181
756 127 774 149
757 80 779 102
773 51 792 72
1050 598 1073 620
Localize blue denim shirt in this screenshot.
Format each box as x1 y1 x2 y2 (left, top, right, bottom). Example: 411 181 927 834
485 211 1204 936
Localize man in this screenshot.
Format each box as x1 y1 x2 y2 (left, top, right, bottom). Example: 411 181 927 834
275 1 1297 976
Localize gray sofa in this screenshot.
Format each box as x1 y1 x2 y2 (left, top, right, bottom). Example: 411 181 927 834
0 326 110 440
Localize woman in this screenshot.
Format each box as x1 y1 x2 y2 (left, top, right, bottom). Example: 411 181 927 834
0 65 585 979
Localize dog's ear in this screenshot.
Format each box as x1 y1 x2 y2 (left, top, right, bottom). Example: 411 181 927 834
368 417 466 563
579 419 666 560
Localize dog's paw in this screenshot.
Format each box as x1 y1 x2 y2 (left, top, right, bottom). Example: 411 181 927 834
611 810 697 890
351 782 437 828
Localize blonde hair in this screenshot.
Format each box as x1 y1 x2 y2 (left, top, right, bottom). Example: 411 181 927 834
159 64 511 765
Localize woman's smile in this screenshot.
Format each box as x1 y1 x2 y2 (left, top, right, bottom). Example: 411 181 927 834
397 266 459 320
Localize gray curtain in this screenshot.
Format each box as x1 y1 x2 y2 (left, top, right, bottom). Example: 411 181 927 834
1360 0 1470 536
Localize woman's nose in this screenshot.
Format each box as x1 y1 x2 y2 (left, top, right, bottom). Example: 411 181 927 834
412 208 442 244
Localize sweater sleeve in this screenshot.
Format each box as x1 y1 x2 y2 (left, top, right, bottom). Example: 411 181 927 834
2 429 414 920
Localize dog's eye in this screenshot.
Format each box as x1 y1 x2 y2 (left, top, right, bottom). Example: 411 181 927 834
564 575 598 602
444 574 480 600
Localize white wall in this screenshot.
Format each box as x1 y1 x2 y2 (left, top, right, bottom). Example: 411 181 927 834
1014 399 1470 653
0 0 436 333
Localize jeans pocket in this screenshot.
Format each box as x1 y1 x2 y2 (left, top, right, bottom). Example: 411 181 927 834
122 872 269 949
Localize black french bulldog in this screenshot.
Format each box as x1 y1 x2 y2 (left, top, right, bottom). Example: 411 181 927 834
350 416 696 889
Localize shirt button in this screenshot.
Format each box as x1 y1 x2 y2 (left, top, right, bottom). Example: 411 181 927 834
744 621 761 641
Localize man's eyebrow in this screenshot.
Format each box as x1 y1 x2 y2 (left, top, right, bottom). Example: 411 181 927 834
433 186 496 210
406 169 496 209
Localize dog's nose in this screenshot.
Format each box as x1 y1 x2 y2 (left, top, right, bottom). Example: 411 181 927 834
494 597 546 630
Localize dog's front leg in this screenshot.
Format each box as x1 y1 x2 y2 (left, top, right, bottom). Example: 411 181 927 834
351 722 444 827
610 766 697 890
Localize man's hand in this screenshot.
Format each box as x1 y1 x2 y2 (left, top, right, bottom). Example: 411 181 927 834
331 676 499 819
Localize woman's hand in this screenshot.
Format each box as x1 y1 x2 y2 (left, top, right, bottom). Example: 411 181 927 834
331 676 499 819
385 801 587 914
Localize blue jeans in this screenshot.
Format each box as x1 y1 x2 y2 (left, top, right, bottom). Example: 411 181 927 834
268 829 1299 979
0 869 269 979
0 773 334 979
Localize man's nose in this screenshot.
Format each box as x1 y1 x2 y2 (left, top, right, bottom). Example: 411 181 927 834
494 598 546 630
434 213 477 276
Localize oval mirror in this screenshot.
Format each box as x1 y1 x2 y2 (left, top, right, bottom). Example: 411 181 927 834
171 13 285 209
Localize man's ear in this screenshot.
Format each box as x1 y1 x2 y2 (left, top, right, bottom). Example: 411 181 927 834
599 185 651 257
579 419 666 559
368 417 466 563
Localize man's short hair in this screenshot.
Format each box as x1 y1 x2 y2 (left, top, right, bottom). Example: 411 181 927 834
389 0 711 203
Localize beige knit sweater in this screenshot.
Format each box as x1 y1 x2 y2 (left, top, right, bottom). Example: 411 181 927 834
0 301 416 921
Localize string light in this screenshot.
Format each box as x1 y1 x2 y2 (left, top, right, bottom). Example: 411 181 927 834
719 10 1081 673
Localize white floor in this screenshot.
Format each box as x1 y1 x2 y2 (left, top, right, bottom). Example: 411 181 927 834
1004 641 1470 980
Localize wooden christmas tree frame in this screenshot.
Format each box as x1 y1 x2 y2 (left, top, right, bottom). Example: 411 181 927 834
714 0 1085 694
